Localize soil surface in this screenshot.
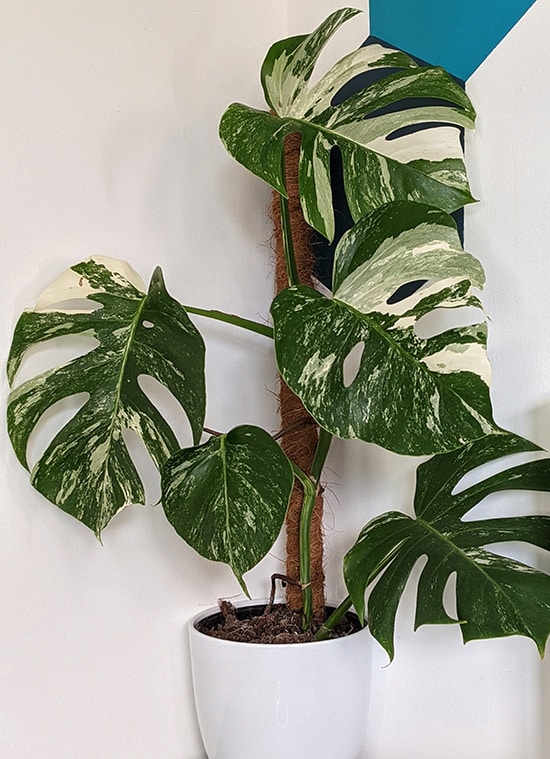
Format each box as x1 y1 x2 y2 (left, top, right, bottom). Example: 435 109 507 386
197 600 362 644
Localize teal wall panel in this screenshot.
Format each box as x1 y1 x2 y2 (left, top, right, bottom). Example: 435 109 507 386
369 0 538 79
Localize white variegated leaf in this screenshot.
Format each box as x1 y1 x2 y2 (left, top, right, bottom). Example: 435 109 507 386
298 129 333 238
333 208 485 314
7 257 206 535
261 7 362 116
221 12 476 241
291 44 419 120
32 256 146 309
344 432 550 659
272 201 497 456
325 106 473 148
161 426 294 591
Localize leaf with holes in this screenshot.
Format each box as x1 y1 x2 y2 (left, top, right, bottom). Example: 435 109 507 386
344 432 550 660
272 200 497 455
220 8 475 241
161 425 294 591
7 257 206 535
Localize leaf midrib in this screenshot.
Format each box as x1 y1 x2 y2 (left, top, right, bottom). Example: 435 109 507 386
97 294 149 523
218 435 236 574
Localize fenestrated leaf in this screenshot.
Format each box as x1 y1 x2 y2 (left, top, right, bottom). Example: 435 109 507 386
344 432 550 660
220 9 475 241
7 256 206 535
261 7 362 115
272 201 497 456
161 425 294 592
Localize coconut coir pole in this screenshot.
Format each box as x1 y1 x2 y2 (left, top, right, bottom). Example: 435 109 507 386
272 132 325 615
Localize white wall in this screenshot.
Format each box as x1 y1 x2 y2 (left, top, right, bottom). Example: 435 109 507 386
0 1 548 757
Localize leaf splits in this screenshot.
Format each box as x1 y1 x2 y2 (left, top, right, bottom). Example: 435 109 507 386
7 258 294 588
7 257 206 535
344 432 550 659
272 201 496 456
221 8 476 241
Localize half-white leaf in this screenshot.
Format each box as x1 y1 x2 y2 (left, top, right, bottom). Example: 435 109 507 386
272 201 496 455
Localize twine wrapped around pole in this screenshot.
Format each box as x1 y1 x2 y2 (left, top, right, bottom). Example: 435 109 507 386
272 132 325 615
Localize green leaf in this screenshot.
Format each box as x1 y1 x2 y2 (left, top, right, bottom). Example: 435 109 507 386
7 256 206 535
344 432 550 660
272 201 497 456
221 11 476 241
161 425 294 591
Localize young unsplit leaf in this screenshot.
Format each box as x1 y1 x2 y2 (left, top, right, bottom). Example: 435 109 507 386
7 257 206 536
272 201 497 456
161 425 294 592
220 8 476 242
344 432 550 660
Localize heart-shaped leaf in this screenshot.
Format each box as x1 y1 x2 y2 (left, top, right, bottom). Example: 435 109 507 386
344 432 550 659
161 425 294 591
220 9 475 241
272 201 497 455
7 257 206 535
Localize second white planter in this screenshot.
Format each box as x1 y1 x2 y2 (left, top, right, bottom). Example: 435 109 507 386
188 600 371 759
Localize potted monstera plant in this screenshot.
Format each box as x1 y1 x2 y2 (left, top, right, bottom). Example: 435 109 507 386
6 8 550 759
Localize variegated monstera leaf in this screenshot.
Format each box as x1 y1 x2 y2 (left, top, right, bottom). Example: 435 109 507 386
272 201 498 456
7 257 206 535
344 432 550 659
219 7 475 242
161 425 294 591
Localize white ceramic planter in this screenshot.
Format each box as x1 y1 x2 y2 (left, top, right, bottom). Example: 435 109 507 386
188 600 371 759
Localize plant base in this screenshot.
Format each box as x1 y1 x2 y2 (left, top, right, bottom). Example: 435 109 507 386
196 599 361 644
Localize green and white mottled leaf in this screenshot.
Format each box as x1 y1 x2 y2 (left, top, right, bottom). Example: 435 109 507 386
7 256 206 535
344 432 550 660
220 10 475 241
261 8 362 115
161 425 294 591
272 201 497 456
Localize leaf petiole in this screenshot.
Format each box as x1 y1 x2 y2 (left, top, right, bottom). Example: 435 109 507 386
291 462 317 628
314 596 354 641
183 304 273 338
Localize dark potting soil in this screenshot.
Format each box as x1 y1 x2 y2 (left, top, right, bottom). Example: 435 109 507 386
196 600 362 644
